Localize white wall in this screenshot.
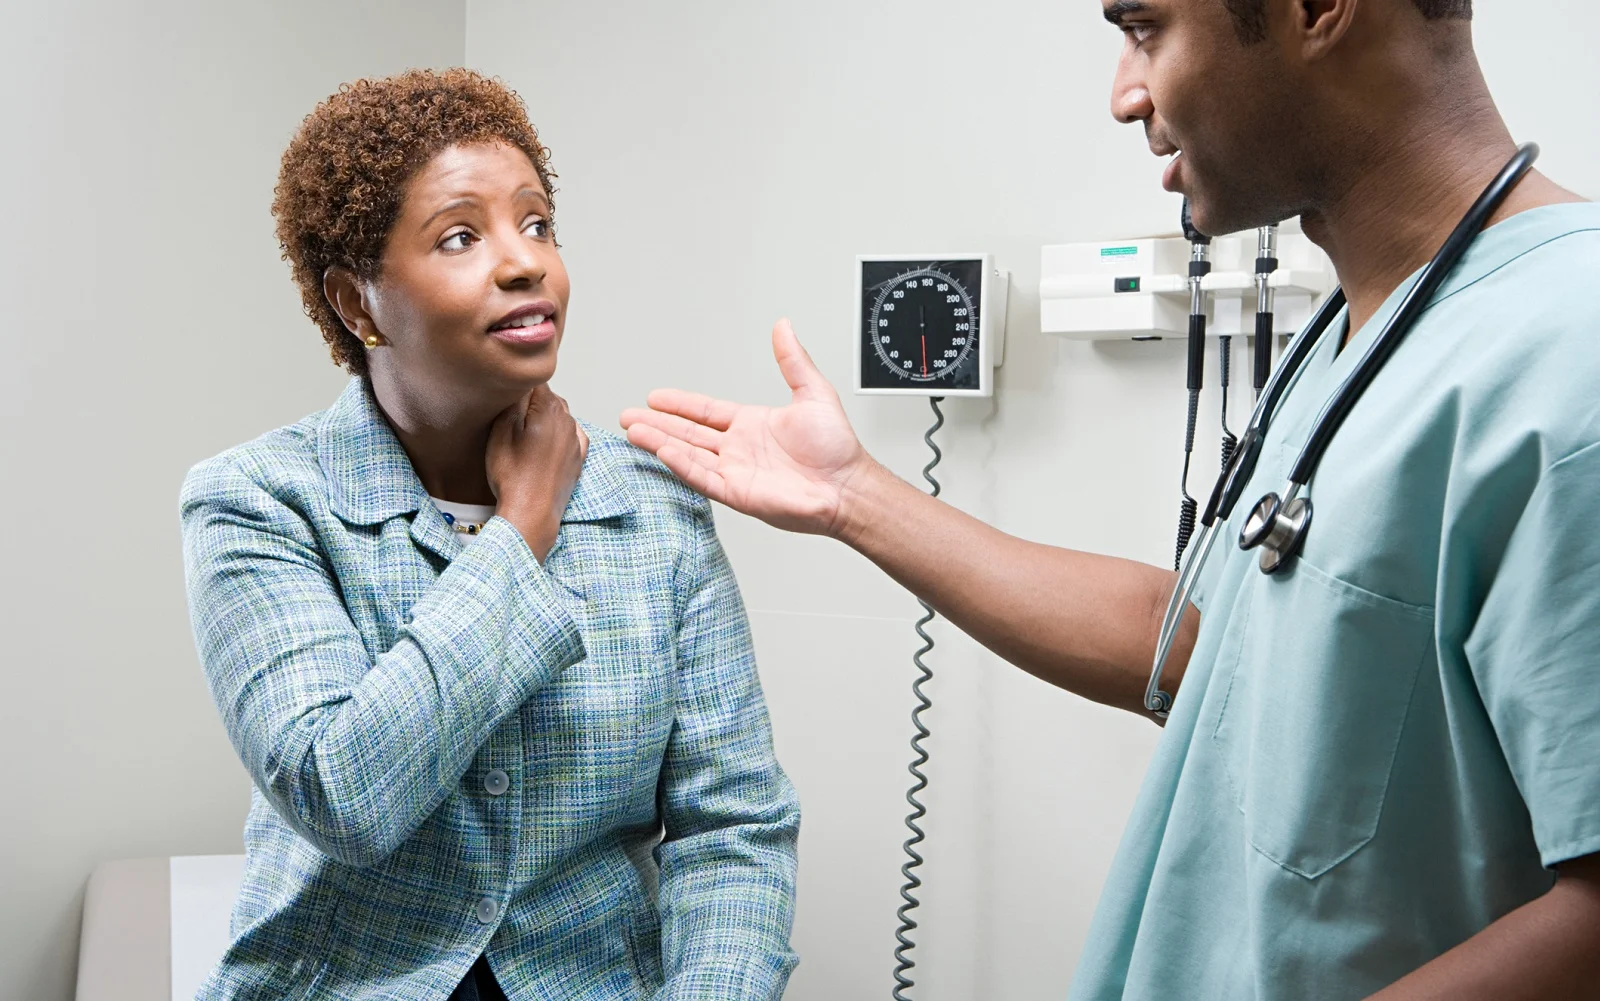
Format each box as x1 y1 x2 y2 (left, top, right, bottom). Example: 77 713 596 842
466 2 1600 999
0 3 465 998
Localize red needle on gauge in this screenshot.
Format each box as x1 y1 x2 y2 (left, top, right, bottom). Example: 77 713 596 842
920 306 928 376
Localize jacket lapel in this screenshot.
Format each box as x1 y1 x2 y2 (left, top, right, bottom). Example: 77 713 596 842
316 384 634 563
317 380 458 563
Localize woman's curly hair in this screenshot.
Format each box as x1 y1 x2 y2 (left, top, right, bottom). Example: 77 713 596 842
273 68 557 375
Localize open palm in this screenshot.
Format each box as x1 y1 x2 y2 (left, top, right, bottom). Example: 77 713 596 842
620 320 869 536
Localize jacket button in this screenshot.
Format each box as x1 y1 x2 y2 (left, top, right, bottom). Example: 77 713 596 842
483 769 510 796
475 897 500 924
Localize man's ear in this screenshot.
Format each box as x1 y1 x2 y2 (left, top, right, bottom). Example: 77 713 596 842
1295 0 1359 60
323 266 378 343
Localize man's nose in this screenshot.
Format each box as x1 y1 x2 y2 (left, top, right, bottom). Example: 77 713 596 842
1110 49 1154 125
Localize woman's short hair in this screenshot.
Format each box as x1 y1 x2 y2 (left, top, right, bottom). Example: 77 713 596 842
273 68 557 375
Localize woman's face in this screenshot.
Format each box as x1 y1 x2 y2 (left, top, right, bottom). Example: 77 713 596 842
351 141 570 419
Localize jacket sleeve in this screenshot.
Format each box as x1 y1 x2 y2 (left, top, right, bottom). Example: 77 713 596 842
180 455 586 867
652 497 801 1000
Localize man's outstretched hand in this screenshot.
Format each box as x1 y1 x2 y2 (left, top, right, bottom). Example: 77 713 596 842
620 319 874 537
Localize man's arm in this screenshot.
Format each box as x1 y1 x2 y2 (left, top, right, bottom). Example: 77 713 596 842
834 455 1196 714
1365 854 1600 1001
622 319 1197 717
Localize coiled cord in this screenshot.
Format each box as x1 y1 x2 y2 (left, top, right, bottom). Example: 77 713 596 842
1219 336 1238 471
1176 391 1200 571
893 396 943 1001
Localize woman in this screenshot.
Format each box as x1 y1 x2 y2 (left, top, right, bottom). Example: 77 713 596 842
180 69 799 1001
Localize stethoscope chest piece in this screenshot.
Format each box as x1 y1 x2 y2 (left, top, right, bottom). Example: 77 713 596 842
1240 489 1313 575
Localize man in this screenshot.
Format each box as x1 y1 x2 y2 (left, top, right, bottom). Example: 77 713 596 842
622 0 1600 997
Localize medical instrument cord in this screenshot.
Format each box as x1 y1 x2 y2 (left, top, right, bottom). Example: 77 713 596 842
893 396 943 1001
1219 336 1238 471
1175 201 1211 570
1253 225 1280 405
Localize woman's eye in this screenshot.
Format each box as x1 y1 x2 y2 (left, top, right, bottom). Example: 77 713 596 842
440 230 476 251
523 217 552 239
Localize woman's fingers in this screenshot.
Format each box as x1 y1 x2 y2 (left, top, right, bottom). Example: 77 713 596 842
635 389 741 432
620 408 725 453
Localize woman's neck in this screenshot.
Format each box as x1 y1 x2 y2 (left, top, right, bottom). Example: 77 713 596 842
367 379 503 505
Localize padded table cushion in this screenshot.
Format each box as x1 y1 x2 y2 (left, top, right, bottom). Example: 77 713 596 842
76 857 169 1001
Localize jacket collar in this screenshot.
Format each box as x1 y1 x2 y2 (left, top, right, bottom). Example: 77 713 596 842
317 379 636 530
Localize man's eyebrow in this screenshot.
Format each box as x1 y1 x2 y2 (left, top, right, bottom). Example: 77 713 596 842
1104 1 1152 26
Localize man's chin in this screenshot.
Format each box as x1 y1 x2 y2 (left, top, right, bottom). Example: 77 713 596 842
1184 194 1294 240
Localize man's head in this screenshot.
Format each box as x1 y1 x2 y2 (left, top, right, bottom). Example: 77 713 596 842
1105 0 1476 235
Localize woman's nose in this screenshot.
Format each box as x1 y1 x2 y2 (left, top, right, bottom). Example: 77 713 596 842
493 230 547 288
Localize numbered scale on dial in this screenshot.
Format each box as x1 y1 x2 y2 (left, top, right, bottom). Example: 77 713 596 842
855 255 1005 397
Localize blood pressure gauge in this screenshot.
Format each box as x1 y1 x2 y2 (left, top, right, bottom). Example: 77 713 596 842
855 255 1008 397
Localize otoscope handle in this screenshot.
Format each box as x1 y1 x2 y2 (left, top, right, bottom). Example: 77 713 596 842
1253 310 1274 391
1188 313 1207 391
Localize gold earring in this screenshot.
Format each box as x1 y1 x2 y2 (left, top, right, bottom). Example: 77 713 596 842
364 333 384 349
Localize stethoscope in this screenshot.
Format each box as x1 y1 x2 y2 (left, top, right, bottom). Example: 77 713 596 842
1144 142 1540 719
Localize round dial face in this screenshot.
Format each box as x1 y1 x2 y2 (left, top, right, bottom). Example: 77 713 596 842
860 259 983 391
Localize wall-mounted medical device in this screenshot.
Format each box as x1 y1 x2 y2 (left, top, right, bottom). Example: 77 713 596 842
852 252 1011 999
1038 232 1333 341
856 255 1010 397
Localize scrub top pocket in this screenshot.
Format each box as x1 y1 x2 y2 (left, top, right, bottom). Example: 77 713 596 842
1210 557 1435 879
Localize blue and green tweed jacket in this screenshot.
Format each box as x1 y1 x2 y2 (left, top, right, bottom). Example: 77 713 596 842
179 380 800 1000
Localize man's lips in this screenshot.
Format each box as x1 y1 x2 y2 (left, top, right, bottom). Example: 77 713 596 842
1162 151 1185 193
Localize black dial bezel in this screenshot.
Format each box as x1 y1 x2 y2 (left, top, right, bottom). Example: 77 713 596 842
859 258 984 393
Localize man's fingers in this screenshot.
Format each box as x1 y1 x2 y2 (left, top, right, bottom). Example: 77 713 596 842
772 318 829 398
620 408 724 453
650 439 728 502
626 423 720 474
633 390 740 432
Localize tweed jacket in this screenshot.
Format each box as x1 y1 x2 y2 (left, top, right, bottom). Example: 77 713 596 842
179 379 799 1000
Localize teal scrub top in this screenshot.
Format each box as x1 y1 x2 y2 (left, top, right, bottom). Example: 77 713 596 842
1071 203 1600 1001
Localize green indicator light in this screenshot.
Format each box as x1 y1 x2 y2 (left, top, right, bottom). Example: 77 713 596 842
1100 246 1139 258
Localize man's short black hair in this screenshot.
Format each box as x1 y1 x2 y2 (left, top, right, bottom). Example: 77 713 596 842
1222 0 1471 43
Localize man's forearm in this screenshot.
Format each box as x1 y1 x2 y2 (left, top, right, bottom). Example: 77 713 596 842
834 458 1198 716
1366 855 1600 1001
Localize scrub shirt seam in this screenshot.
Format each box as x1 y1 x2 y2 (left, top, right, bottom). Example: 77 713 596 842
1211 578 1256 757
1429 227 1600 314
1543 438 1600 476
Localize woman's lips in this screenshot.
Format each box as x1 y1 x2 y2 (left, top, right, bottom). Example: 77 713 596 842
488 303 558 346
488 319 557 346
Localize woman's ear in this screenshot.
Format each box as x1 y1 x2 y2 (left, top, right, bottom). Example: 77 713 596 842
323 266 380 345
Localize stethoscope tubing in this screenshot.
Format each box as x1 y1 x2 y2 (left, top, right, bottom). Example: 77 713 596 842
1286 143 1540 487
1143 142 1541 718
1145 287 1345 717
